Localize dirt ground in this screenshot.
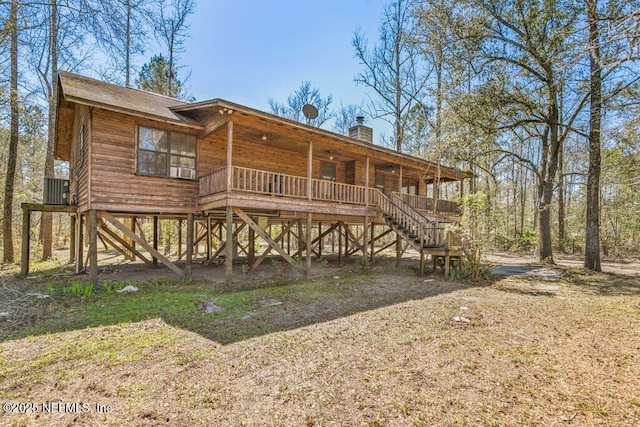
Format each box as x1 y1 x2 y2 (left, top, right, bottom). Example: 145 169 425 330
1 251 639 426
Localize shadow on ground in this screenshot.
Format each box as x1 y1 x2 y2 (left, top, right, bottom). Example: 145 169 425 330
1 256 487 345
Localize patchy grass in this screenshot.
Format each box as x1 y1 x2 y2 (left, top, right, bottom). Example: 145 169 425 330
1 263 639 426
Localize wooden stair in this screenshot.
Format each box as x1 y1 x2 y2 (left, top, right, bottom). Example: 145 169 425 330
372 190 463 277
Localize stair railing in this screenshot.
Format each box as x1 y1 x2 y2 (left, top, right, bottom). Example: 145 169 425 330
371 190 439 248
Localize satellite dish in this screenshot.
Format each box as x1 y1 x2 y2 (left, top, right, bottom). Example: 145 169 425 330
302 104 319 121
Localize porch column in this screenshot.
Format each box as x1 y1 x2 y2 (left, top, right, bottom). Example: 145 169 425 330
153 215 159 266
365 156 370 204
226 119 234 191
69 214 76 264
307 140 313 200
362 216 369 268
305 213 312 276
225 206 233 286
186 213 194 278
206 217 212 261
396 165 403 267
75 214 84 274
20 207 31 277
88 210 98 285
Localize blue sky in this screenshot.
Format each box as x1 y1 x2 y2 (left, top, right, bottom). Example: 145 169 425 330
181 0 390 136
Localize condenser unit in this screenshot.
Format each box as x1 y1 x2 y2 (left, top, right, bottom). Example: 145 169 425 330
43 178 69 205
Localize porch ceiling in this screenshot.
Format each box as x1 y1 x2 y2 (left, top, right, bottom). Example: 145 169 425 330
206 110 443 180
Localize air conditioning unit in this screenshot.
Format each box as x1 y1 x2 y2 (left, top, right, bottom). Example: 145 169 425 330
170 167 195 180
43 178 69 205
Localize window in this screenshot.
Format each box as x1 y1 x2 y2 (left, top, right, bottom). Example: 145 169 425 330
321 161 337 181
402 182 417 195
375 172 385 191
137 126 196 179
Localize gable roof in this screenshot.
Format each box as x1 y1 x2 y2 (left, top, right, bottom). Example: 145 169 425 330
55 71 469 181
58 71 202 127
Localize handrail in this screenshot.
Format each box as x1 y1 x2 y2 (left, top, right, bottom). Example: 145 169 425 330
199 166 374 205
199 166 227 196
390 192 437 226
393 192 460 216
371 189 443 247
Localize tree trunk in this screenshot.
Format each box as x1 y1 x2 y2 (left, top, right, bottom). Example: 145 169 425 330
3 0 19 263
584 0 602 271
41 0 58 260
538 180 554 262
557 136 566 253
125 0 131 87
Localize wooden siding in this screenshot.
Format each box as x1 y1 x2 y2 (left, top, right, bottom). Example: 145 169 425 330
69 105 90 212
88 108 199 213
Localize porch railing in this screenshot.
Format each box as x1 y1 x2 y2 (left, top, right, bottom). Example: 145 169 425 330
393 192 460 216
199 166 373 206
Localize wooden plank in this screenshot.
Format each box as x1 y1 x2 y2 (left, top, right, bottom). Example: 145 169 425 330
251 221 293 271
97 229 151 265
186 213 194 278
98 219 153 264
225 206 233 286
21 203 77 213
100 211 184 277
153 216 158 266
234 207 302 271
88 210 98 285
305 213 312 276
75 214 84 274
226 120 233 192
20 207 30 277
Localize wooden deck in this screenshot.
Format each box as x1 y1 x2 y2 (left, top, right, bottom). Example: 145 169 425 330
198 166 459 219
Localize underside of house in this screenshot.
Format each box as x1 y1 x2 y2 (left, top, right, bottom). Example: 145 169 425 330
21 72 471 284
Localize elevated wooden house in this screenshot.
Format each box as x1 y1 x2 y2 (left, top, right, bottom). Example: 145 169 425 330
22 72 469 283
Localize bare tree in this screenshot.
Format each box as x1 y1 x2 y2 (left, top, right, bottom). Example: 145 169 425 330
333 103 364 135
268 81 334 127
2 0 19 263
88 0 150 86
353 0 428 152
152 0 195 97
585 0 602 271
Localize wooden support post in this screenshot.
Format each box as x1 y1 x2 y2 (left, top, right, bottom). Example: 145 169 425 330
297 219 303 259
305 213 312 276
287 222 291 255
69 214 76 264
396 164 403 267
75 214 84 274
420 250 425 276
20 207 31 277
227 119 234 191
100 211 184 277
318 223 323 258
153 215 159 266
235 208 302 272
186 213 194 278
344 223 349 258
370 222 375 262
337 222 343 265
307 140 313 200
88 210 98 285
362 217 369 268
206 217 212 261
177 219 183 260
225 206 233 286
248 226 255 264
129 216 136 259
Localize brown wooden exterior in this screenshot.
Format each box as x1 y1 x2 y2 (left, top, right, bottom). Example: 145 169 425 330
44 72 469 283
58 105 465 220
